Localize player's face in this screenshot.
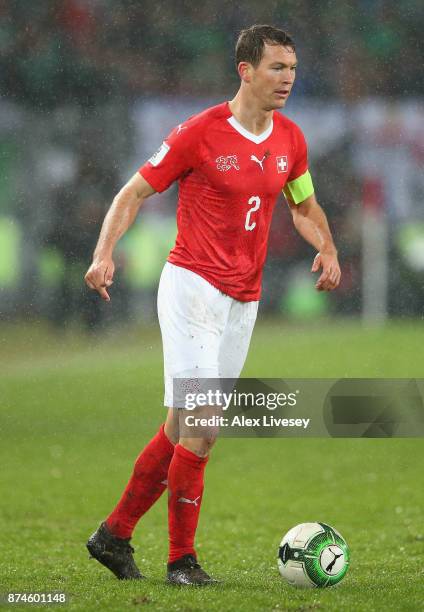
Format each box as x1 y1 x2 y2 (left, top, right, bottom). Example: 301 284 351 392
251 44 297 110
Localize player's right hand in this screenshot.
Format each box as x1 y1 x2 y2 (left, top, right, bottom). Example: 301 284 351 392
84 258 115 302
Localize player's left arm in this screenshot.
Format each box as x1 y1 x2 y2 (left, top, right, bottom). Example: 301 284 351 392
286 192 341 292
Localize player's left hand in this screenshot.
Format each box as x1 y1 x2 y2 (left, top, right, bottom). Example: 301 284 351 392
311 251 341 291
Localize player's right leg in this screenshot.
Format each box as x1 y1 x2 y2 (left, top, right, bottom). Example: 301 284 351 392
86 410 178 579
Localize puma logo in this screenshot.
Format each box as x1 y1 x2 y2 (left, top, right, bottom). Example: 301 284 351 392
178 495 200 507
251 154 266 171
325 549 343 572
177 124 187 134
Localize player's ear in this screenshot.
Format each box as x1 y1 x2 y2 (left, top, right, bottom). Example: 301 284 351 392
238 62 252 83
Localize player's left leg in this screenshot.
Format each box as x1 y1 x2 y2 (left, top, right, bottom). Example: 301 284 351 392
218 298 259 379
157 264 231 585
166 406 219 585
165 296 258 585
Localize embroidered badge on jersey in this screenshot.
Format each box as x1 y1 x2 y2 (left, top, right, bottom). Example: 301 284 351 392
216 155 240 172
149 142 170 167
276 155 288 173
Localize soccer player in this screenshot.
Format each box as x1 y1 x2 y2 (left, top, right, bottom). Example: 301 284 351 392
84 24 341 585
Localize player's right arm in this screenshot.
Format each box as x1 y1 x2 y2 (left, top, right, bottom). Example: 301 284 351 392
85 172 155 301
86 117 199 301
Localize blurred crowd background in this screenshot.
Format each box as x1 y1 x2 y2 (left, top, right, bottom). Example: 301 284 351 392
2 0 422 104
0 0 423 329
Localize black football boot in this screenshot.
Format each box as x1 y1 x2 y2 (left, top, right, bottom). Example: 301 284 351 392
167 554 218 585
86 522 144 580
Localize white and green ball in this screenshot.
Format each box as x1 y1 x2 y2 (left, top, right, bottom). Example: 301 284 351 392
278 522 350 588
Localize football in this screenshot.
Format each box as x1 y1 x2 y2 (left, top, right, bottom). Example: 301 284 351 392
278 522 350 588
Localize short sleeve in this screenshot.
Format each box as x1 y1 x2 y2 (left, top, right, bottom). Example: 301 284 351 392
288 126 308 182
139 122 200 193
282 126 314 204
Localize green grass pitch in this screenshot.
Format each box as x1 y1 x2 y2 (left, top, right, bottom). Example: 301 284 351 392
0 320 423 611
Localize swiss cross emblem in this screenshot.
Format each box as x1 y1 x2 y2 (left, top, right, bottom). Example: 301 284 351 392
276 156 288 173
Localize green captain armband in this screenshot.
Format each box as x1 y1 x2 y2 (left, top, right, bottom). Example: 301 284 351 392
282 170 314 204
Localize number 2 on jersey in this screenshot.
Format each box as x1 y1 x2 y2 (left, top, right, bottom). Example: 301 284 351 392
245 196 261 231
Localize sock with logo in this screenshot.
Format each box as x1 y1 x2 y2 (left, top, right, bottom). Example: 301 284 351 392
105 424 174 538
167 443 209 563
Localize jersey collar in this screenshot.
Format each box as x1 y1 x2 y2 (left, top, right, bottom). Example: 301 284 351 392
227 114 274 144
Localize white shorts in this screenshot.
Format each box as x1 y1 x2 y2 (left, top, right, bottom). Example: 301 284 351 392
157 262 259 407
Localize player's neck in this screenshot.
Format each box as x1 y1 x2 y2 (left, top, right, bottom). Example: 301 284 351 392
228 92 273 136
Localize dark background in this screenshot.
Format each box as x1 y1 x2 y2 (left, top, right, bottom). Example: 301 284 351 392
0 0 423 329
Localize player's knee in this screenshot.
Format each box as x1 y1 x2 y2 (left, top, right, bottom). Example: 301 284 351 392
201 434 217 455
178 404 221 455
180 433 217 458
164 422 179 445
164 408 180 445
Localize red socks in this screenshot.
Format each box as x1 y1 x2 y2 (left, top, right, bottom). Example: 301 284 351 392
106 424 174 538
105 427 209 564
167 444 208 563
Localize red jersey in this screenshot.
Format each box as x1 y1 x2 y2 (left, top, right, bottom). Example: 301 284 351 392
139 102 311 301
